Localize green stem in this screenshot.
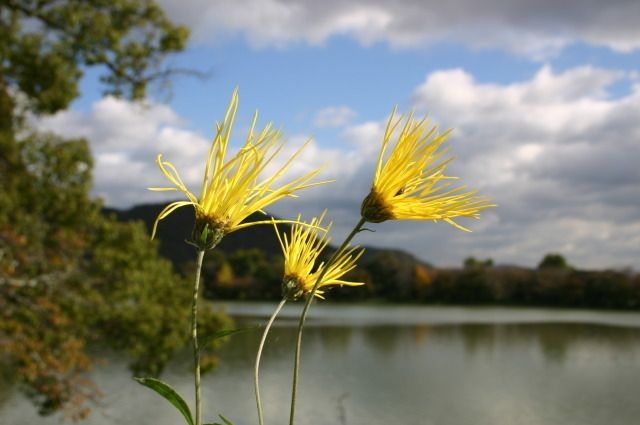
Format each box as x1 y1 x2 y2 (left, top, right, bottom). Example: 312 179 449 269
288 217 367 425
255 298 288 425
192 249 206 425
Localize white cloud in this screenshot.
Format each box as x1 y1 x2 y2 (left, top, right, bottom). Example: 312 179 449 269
33 97 357 214
158 0 640 57
34 65 640 269
269 65 640 270
34 97 211 207
313 106 357 128
340 120 385 155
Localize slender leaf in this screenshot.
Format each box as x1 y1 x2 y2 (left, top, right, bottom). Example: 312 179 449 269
199 326 256 345
207 414 234 425
135 377 194 425
218 414 234 425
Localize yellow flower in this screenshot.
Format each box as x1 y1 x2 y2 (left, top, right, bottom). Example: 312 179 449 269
274 212 364 300
149 89 326 248
361 109 495 231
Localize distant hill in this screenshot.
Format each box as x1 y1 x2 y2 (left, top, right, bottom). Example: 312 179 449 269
103 202 431 271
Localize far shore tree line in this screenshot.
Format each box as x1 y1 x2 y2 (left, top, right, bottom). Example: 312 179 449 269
197 249 640 310
112 203 640 311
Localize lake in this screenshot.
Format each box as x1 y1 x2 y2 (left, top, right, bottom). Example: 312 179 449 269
2 302 640 425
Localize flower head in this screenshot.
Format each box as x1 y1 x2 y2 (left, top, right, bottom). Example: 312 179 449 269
361 109 495 231
149 89 326 248
274 212 364 300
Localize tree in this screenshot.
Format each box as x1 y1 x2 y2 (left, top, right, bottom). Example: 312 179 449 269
0 131 231 418
88 218 232 377
538 253 571 270
0 1 228 418
1 0 189 120
463 256 494 269
365 250 416 300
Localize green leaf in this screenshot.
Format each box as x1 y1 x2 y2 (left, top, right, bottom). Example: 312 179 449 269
206 414 234 425
204 415 233 425
218 414 234 425
199 326 255 345
134 377 194 425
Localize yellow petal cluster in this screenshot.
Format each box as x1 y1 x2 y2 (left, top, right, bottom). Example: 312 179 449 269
149 89 326 247
274 212 364 300
361 109 495 231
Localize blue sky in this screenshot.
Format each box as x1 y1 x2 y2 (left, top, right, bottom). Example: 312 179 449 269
38 0 640 269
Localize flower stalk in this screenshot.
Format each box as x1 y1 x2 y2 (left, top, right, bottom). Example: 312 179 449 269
254 298 287 425
288 217 367 425
192 249 205 425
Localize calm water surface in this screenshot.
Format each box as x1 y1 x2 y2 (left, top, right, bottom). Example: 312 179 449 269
2 303 640 425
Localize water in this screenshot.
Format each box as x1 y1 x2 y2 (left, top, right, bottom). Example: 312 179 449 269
2 303 640 425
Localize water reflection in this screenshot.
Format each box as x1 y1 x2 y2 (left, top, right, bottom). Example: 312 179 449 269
361 326 404 356
3 306 640 425
318 326 353 354
275 321 640 366
412 324 432 345
425 323 640 364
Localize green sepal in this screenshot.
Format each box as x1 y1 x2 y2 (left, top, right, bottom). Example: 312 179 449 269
190 220 226 250
134 377 194 425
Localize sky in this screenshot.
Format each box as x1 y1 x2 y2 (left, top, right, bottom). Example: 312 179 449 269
35 0 640 270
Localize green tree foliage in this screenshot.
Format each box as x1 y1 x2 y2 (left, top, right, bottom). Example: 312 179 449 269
88 218 232 377
1 0 189 118
421 265 640 308
0 0 230 419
